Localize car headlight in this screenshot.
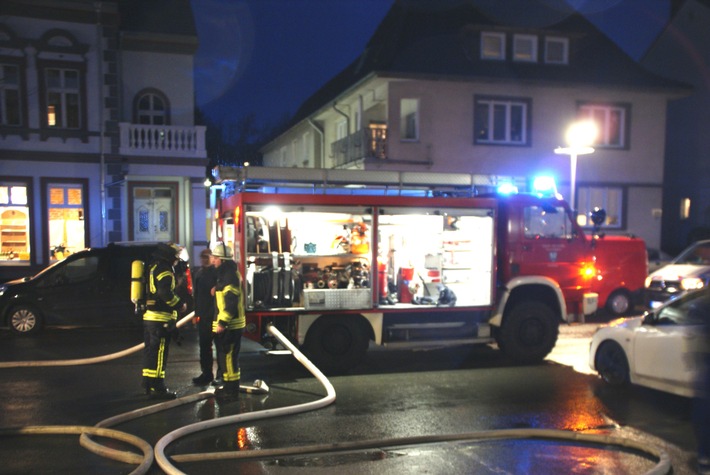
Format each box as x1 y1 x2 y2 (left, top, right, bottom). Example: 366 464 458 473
0 284 6 296
681 277 704 290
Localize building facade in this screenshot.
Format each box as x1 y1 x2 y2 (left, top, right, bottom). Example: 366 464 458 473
0 0 209 282
642 0 710 255
261 0 689 251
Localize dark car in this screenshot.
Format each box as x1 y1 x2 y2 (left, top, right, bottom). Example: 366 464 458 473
0 242 193 335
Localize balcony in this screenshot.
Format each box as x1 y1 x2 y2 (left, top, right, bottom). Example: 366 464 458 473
331 125 387 168
119 123 207 158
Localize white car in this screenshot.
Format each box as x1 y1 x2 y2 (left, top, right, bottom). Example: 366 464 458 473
589 288 710 398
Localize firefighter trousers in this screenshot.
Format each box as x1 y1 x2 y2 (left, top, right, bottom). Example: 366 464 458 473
215 328 243 383
142 320 173 380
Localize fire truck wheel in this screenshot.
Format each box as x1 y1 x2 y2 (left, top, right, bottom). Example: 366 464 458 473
8 304 44 335
594 341 630 386
498 301 557 364
303 315 368 374
605 290 632 316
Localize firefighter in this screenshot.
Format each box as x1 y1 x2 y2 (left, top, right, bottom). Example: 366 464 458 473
210 241 245 400
142 242 187 400
191 248 221 386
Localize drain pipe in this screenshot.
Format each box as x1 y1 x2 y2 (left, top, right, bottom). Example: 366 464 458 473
95 2 108 245
307 118 324 168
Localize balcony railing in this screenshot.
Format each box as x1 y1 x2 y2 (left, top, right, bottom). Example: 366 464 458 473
331 126 387 168
119 123 207 158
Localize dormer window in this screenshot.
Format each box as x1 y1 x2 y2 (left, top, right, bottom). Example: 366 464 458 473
513 34 537 62
481 32 505 60
545 36 569 64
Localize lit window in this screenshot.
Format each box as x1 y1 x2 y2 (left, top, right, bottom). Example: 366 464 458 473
545 37 569 64
578 103 629 149
481 32 505 60
513 34 537 62
0 183 31 262
576 186 623 229
45 68 81 129
474 96 530 145
400 98 419 141
47 183 86 260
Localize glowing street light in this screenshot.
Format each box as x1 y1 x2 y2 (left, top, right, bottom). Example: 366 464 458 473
554 120 597 213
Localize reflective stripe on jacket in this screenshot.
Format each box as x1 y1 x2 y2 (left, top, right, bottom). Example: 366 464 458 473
144 260 181 323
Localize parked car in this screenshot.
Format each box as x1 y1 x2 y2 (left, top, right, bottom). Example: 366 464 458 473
0 242 193 335
589 287 710 398
645 239 710 308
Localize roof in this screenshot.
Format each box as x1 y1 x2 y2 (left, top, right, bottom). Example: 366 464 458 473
288 0 689 129
118 0 197 37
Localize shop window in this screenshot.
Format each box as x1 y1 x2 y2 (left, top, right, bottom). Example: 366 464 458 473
47 183 86 260
578 102 629 149
576 185 624 229
474 95 531 146
400 98 419 141
0 183 31 262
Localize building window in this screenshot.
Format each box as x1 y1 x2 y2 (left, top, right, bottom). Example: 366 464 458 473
576 185 623 229
545 37 569 64
136 91 169 125
513 34 537 62
474 96 531 146
481 32 505 60
47 183 86 260
45 68 81 129
0 64 21 126
0 182 31 262
400 98 419 141
578 102 629 149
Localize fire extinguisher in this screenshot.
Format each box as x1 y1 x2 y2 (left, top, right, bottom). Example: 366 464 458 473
131 260 146 315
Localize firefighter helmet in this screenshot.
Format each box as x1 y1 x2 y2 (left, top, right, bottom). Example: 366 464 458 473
211 241 233 259
152 242 180 262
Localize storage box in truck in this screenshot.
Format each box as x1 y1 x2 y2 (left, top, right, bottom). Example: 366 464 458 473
589 234 648 316
211 166 598 373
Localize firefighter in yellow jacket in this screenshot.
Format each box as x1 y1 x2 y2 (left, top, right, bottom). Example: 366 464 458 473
210 242 245 399
142 242 187 399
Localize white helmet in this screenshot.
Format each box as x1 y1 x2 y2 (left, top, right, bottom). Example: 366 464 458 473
211 242 233 259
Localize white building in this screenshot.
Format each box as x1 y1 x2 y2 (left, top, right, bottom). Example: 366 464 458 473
261 0 690 251
0 0 209 281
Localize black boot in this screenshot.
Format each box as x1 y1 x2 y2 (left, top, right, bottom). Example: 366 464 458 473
192 373 213 385
148 378 177 400
142 376 151 395
214 380 239 400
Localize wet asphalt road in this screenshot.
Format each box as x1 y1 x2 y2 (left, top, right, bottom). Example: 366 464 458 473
0 317 701 474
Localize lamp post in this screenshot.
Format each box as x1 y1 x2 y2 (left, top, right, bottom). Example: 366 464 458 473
554 120 597 215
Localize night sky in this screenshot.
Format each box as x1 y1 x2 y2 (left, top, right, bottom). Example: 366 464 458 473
191 0 671 131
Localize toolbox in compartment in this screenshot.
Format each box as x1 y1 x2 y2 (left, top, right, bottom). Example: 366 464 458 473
303 288 372 310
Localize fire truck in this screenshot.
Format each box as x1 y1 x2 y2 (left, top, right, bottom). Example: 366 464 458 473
211 166 599 373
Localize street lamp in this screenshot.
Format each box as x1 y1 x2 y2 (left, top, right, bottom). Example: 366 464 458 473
554 120 597 215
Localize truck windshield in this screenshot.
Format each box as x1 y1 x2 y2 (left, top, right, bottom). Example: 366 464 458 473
523 205 574 239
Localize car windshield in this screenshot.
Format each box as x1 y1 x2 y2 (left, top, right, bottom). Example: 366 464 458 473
653 289 710 326
673 241 710 265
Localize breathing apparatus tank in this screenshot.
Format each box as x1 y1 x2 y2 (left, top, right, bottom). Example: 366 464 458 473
130 259 146 314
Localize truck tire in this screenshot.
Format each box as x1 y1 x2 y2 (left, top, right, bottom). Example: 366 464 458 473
303 315 368 374
8 304 43 335
498 301 558 364
605 289 632 316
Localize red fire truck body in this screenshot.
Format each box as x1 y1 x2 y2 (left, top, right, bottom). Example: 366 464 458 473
212 167 598 372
